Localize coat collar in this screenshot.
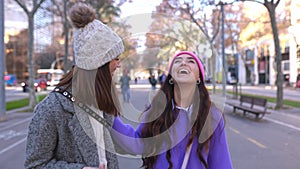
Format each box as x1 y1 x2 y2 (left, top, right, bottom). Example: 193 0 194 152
51 91 99 166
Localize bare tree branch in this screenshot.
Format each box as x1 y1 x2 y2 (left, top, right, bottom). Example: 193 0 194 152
14 0 29 14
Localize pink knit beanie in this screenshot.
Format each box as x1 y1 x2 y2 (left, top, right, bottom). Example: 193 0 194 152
168 51 205 81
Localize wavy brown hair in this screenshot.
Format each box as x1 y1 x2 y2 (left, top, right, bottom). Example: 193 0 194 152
140 74 212 169
56 63 120 116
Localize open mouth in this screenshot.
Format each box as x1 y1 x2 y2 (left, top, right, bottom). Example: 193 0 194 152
178 68 189 74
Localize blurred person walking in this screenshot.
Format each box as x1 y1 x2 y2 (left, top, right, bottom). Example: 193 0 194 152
120 72 131 103
159 71 167 86
148 75 157 90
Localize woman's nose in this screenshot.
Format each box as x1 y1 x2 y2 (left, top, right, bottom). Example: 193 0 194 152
180 59 187 66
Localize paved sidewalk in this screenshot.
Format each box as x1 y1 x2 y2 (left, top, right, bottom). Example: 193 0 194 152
225 84 300 102
0 106 32 123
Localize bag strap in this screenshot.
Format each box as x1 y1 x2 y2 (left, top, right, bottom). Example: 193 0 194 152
54 87 112 128
181 142 193 169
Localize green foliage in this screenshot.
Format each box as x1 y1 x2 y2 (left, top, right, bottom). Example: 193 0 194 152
6 95 47 111
6 98 29 111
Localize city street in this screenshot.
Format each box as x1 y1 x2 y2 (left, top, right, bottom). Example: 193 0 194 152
5 86 50 102
0 86 300 169
2 0 300 168
5 86 29 102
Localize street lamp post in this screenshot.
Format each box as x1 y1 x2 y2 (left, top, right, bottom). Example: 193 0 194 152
221 3 226 97
218 0 235 96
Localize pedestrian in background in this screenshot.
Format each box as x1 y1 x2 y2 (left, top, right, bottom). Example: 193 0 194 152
120 72 131 103
134 77 138 84
149 74 157 90
112 51 233 169
25 3 124 169
159 71 167 86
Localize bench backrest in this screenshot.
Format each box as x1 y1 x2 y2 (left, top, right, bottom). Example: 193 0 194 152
240 95 267 108
240 95 253 105
252 97 267 107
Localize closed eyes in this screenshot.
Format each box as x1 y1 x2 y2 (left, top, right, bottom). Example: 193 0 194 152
174 58 196 64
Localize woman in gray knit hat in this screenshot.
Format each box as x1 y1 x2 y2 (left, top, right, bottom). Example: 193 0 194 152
25 3 124 169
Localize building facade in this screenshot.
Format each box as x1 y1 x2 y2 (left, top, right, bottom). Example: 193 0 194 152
237 0 300 87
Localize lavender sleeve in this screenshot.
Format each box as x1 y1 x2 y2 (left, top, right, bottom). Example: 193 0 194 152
111 117 144 155
207 118 233 169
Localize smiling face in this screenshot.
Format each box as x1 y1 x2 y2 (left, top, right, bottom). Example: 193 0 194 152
171 54 200 85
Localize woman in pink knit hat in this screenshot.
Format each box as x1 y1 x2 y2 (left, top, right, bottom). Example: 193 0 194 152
112 51 233 169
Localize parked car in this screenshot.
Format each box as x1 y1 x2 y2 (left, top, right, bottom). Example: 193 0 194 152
4 74 17 86
21 78 47 92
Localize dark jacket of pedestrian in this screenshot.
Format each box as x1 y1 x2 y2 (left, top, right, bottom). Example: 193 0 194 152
149 75 157 89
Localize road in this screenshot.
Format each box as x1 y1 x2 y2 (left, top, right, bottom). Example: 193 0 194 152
224 105 300 169
0 87 300 169
5 86 52 102
5 86 29 102
5 82 300 103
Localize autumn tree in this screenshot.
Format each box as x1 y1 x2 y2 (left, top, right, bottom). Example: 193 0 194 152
14 0 46 109
143 1 210 77
238 0 284 109
40 0 126 73
5 30 28 80
159 0 222 94
109 19 139 73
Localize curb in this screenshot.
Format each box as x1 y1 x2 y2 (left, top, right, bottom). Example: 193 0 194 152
6 106 31 114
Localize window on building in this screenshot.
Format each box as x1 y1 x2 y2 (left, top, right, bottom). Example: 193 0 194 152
283 62 290 71
260 47 264 57
285 42 290 53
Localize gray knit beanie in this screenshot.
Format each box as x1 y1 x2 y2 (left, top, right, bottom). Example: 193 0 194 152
70 3 124 70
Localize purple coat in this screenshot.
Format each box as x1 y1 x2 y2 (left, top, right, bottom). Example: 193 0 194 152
112 105 233 169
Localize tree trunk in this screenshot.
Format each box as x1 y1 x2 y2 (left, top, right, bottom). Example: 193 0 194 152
210 43 217 94
265 2 283 109
0 0 6 120
28 13 37 108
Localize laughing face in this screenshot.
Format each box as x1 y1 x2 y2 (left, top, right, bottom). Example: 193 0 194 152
171 54 200 85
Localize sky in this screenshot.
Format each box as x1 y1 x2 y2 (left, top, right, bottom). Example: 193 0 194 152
118 0 162 34
118 0 162 52
120 0 162 18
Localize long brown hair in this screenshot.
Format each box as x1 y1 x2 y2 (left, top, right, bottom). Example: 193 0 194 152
140 74 212 169
56 63 120 116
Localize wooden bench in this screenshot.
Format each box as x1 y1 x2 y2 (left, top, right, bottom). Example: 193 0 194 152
226 95 270 120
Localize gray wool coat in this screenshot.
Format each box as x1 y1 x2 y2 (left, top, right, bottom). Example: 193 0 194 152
25 91 120 169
